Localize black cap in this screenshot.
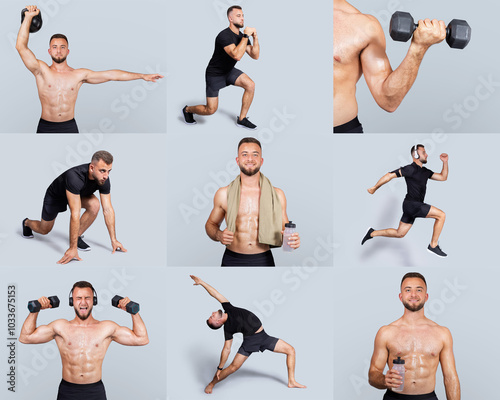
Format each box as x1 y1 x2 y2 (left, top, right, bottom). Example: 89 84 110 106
285 221 296 228
393 356 405 364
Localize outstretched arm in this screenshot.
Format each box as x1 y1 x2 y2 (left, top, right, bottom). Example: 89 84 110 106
19 297 56 344
368 172 398 194
111 298 149 346
216 339 233 379
81 69 164 84
190 275 228 304
431 153 448 181
361 16 446 112
16 5 42 75
100 193 127 253
440 328 460 400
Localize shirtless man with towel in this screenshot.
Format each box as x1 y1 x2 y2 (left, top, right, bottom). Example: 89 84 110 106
205 137 300 266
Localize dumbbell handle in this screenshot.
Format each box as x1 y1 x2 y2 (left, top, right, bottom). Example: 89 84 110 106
111 295 140 315
28 296 60 313
407 21 455 39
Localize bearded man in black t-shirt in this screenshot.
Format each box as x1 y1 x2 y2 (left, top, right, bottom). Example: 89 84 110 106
22 150 126 264
361 145 449 257
190 275 306 394
182 5 260 130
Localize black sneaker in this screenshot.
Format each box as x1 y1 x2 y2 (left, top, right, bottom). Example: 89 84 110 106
427 244 447 258
182 106 196 125
22 218 33 238
361 228 374 245
236 116 257 130
78 236 91 252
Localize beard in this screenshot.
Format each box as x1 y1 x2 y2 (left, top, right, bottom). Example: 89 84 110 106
51 56 67 64
421 159 427 164
75 306 92 321
402 299 425 312
234 22 244 29
239 164 260 177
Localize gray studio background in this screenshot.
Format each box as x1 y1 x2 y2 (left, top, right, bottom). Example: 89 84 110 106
1 0 166 133
333 133 495 267
342 0 498 132
0 267 166 399
167 267 333 400
0 134 167 267
333 267 495 400
166 0 332 134
166 132 334 267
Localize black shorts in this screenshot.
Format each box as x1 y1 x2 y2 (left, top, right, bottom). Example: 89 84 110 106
221 249 275 267
383 390 438 400
205 68 244 97
333 116 364 133
401 200 431 225
37 118 79 133
237 330 279 357
57 379 107 400
41 190 68 221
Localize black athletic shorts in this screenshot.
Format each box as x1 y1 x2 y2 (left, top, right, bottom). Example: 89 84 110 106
333 116 364 133
401 200 431 225
221 248 275 267
383 390 438 400
57 379 107 400
238 329 279 357
205 68 244 97
37 118 79 133
41 190 67 221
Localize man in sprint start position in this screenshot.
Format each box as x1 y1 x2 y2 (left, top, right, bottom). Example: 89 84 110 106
190 275 306 393
362 145 448 257
17 5 164 133
368 272 460 400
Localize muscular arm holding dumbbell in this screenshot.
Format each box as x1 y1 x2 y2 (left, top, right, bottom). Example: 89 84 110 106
334 0 467 132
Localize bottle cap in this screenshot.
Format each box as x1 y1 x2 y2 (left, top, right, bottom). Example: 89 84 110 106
393 356 405 364
285 221 296 228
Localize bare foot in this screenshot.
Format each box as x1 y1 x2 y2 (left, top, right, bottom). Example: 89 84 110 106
288 381 307 389
204 383 214 394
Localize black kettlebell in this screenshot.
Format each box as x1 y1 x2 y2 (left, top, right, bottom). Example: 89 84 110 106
21 8 43 33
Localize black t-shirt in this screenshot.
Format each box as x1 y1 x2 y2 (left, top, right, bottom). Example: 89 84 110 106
222 302 262 341
206 27 251 76
392 162 434 203
46 163 111 203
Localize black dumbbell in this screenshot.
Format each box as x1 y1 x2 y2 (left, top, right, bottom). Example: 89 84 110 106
111 295 140 315
389 11 471 49
28 296 60 313
21 8 43 33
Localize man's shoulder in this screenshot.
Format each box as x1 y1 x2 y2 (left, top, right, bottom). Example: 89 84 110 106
335 5 382 33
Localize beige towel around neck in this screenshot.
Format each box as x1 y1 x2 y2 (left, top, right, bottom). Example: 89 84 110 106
226 173 283 247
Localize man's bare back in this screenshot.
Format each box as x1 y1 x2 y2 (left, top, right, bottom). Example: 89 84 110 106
379 318 447 394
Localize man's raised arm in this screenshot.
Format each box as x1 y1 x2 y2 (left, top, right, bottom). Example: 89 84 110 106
190 275 228 303
431 153 449 182
16 5 42 75
19 297 57 344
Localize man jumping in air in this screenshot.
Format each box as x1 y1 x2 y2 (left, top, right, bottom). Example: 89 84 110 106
362 145 448 257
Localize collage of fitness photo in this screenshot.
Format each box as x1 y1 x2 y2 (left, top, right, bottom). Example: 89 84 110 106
0 1 493 400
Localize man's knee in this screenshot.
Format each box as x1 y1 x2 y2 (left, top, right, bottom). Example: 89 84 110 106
206 104 218 115
228 362 242 373
244 78 255 92
85 198 100 215
396 230 408 238
39 222 54 235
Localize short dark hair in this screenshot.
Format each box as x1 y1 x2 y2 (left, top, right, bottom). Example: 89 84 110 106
206 319 222 330
411 144 424 157
91 150 113 165
227 5 242 17
401 272 427 288
72 281 94 291
238 137 261 152
49 33 68 46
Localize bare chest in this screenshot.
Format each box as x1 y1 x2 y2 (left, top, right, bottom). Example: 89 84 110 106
38 71 82 95
334 12 371 65
56 326 110 356
237 188 260 219
388 328 443 363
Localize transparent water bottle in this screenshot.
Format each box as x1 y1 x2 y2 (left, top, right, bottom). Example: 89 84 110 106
392 356 405 392
282 221 296 252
